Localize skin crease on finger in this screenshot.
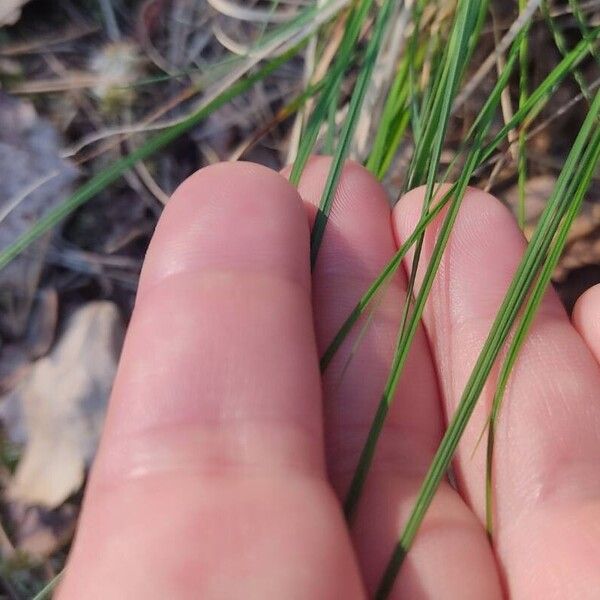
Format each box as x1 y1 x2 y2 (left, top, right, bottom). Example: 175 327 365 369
58 160 600 599
58 163 365 599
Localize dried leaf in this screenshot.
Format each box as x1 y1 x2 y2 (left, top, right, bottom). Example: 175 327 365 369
0 288 58 397
0 93 77 339
7 502 77 559
2 302 124 508
0 0 30 27
502 176 600 281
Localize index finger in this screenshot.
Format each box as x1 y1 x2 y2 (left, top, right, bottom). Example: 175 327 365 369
59 163 363 599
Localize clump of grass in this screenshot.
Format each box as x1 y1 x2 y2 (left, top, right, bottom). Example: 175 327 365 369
2 1 600 598
377 86 600 598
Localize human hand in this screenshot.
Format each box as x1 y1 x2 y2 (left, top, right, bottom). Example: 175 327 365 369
58 158 600 599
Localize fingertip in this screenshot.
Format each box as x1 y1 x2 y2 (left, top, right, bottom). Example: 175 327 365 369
293 156 388 211
60 160 365 600
139 161 310 296
100 160 319 441
391 184 564 324
393 184 518 247
573 283 600 363
292 156 394 266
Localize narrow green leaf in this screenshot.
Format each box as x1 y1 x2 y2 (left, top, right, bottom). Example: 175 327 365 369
31 573 62 600
288 0 377 186
310 0 398 266
542 0 591 101
0 46 302 271
321 28 599 375
320 185 454 372
485 125 600 535
517 0 531 229
375 88 600 599
344 0 499 521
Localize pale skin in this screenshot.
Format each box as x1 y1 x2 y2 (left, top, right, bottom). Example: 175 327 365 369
58 157 600 599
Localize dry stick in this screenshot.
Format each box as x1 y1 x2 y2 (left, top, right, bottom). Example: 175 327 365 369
453 0 542 111
63 0 352 159
491 6 518 162
483 75 600 190
0 25 99 56
206 0 298 23
0 46 302 271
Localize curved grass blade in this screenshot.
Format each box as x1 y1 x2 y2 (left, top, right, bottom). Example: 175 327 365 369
31 572 62 600
0 46 302 271
375 88 600 599
485 130 600 535
343 11 517 521
309 0 397 266
288 0 377 186
321 30 599 374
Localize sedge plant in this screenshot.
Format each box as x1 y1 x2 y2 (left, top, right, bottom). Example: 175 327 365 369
3 2 600 598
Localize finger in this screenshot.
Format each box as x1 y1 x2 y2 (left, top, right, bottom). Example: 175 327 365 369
289 158 501 599
393 187 600 598
59 162 363 599
573 283 600 363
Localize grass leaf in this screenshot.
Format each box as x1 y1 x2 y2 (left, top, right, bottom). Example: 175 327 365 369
375 87 600 599
0 46 303 271
309 0 398 266
288 0 377 186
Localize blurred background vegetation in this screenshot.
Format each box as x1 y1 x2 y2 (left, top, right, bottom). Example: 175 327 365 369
0 0 599 596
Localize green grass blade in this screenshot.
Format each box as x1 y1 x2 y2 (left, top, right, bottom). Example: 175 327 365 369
375 87 600 599
31 573 62 600
542 0 592 101
288 0 376 186
309 0 398 266
0 46 302 271
568 0 600 65
517 0 531 229
343 1 511 521
337 22 599 534
365 0 428 178
320 185 455 372
365 53 411 177
396 0 489 436
344 146 494 515
343 152 486 521
405 0 487 191
483 29 599 156
395 0 489 450
322 29 599 374
485 129 600 535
